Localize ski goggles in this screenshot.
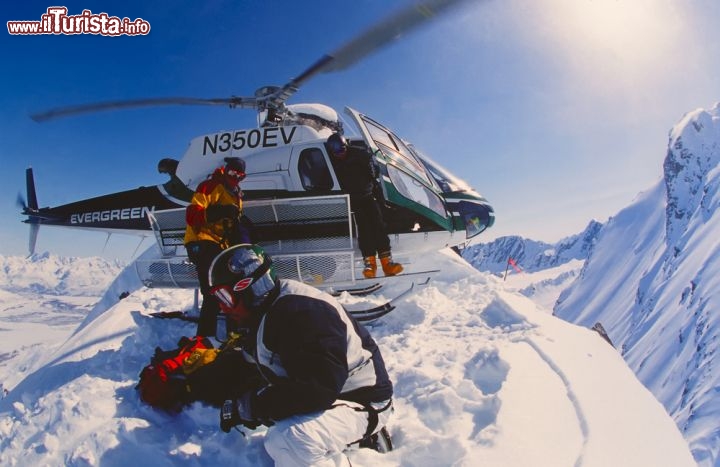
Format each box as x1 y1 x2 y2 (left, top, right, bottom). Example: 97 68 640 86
211 284 237 309
227 169 246 180
210 284 250 320
328 140 347 156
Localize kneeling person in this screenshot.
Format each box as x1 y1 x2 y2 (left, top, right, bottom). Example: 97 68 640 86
210 244 394 466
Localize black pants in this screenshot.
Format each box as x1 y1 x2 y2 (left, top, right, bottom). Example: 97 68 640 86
352 196 391 258
185 240 223 337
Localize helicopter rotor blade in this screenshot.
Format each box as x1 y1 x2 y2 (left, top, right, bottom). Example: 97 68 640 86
31 0 475 121
31 95 258 123
268 0 474 107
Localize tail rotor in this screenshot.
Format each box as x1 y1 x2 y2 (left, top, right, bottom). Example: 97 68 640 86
16 192 27 210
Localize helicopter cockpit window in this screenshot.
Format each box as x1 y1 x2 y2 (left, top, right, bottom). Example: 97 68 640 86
298 148 333 192
363 118 432 186
386 164 446 218
409 145 475 194
364 119 396 149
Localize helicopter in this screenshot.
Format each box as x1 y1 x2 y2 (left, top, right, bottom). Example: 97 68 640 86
20 0 495 299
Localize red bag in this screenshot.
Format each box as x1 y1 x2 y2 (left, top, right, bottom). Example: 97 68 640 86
137 336 213 411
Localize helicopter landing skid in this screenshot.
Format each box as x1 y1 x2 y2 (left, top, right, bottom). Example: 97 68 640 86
324 269 441 290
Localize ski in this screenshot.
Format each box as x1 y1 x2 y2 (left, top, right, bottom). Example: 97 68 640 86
330 282 382 297
149 311 199 323
348 303 395 322
344 281 419 322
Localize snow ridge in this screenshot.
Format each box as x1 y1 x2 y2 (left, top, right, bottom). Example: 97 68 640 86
555 102 720 467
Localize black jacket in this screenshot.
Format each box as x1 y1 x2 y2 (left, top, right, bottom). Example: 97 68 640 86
250 279 393 421
331 147 378 201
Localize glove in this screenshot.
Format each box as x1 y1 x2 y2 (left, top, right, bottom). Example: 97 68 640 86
220 392 259 432
205 204 240 223
182 348 220 374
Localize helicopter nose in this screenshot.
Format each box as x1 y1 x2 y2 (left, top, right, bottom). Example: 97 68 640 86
457 200 495 238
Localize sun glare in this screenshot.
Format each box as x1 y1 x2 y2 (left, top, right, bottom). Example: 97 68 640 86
566 1 649 47
545 0 681 68
517 0 689 104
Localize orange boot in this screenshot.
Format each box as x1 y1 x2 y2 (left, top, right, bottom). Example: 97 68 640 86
379 251 403 276
362 256 377 279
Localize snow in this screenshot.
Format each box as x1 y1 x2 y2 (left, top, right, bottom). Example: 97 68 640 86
555 102 720 466
0 250 694 466
286 103 339 123
502 259 584 311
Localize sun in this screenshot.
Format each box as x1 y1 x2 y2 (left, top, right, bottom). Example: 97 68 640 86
557 0 673 54
524 0 684 92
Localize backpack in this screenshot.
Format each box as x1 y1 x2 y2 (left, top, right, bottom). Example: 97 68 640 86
137 334 263 412
136 336 214 412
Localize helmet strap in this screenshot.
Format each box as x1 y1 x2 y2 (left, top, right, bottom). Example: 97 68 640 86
248 255 272 283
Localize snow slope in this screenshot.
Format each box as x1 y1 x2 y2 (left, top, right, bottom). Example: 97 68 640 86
555 102 720 466
0 251 694 466
501 259 585 312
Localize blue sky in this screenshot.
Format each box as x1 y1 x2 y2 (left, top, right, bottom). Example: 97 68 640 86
2 0 719 260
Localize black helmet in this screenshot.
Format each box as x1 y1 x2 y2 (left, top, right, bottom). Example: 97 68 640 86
327 133 348 157
224 157 247 180
209 244 277 317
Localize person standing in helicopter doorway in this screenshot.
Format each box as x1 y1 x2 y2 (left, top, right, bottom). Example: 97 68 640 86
184 156 251 337
326 133 403 278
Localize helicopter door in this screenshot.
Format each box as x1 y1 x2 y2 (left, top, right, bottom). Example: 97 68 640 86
343 107 453 231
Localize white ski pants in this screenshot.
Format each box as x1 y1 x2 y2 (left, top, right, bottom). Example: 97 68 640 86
264 400 392 467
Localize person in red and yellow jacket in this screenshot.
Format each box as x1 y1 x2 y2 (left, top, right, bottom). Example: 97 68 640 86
184 157 249 337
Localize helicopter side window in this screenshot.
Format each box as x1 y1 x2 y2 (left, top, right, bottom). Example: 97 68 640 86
298 148 333 192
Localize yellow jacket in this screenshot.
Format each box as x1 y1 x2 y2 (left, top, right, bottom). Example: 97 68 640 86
183 167 243 248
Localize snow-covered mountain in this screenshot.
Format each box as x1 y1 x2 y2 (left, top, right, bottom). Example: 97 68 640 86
0 251 694 466
463 220 602 275
461 222 600 312
0 252 124 296
555 102 720 467
0 254 124 395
